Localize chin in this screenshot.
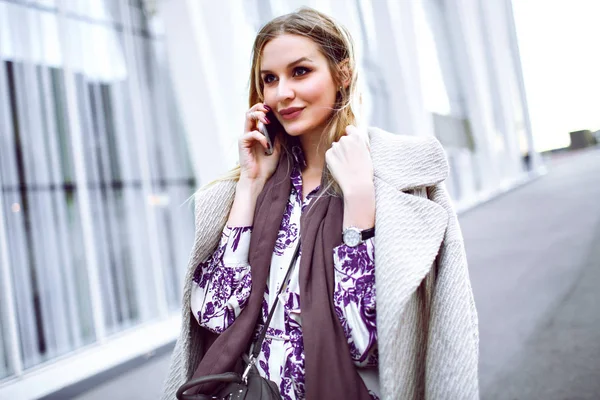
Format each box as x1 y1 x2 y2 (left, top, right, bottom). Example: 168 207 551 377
284 128 305 137
282 122 310 137
283 119 327 138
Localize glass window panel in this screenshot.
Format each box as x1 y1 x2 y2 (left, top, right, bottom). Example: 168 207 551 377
131 33 196 309
47 67 96 346
4 59 44 370
0 237 9 378
0 313 9 379
0 185 13 381
1 56 96 369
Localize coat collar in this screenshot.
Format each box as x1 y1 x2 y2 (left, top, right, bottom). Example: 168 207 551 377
368 127 449 191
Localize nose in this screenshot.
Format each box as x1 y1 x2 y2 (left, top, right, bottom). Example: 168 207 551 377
275 79 295 102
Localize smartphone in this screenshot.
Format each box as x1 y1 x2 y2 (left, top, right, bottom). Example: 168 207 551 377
258 109 282 156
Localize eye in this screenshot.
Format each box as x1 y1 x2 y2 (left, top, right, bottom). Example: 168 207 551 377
293 66 311 77
263 74 277 84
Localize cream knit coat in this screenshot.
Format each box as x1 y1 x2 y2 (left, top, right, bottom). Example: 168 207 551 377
162 127 480 400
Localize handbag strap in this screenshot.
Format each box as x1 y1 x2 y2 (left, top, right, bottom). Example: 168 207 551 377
250 239 301 359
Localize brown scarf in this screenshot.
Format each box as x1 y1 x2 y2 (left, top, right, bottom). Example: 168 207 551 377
189 148 372 399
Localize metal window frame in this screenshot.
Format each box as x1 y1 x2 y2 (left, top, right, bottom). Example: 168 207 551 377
0 55 24 381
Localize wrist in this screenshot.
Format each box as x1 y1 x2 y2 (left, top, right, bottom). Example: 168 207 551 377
227 177 266 227
342 183 375 230
236 176 267 197
342 180 375 203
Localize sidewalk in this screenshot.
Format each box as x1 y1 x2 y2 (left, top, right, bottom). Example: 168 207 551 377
70 147 600 400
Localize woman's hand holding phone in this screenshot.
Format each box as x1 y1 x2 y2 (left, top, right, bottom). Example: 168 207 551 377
227 103 280 227
238 103 281 184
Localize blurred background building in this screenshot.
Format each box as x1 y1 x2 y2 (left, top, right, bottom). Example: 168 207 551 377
0 0 544 398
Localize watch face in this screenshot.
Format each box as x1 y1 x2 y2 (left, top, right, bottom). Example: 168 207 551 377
343 228 361 247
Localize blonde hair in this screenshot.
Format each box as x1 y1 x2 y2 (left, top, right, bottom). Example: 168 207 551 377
201 7 363 196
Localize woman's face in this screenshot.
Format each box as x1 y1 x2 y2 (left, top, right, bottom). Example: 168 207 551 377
260 34 337 138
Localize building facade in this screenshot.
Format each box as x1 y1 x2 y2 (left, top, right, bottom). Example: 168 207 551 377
0 0 542 398
0 1 196 398
160 0 543 212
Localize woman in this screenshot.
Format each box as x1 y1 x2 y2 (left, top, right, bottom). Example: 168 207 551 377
163 7 479 400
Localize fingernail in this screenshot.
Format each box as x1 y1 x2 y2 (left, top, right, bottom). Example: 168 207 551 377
264 105 271 111
265 116 271 124
267 143 272 150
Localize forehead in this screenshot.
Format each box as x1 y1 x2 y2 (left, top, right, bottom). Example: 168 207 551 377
260 34 324 70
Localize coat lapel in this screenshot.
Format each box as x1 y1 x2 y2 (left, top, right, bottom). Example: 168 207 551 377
373 179 448 329
368 127 450 319
367 128 450 370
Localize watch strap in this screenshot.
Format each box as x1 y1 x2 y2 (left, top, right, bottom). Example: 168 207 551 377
361 227 375 241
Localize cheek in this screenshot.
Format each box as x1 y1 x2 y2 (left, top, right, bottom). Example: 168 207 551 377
262 89 276 107
301 75 336 105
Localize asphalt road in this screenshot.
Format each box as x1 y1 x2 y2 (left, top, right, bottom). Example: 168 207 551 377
71 147 600 400
466 147 600 399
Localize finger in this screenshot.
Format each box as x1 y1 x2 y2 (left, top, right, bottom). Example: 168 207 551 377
249 103 271 113
325 150 340 175
325 148 332 165
240 129 262 146
248 103 272 119
333 137 350 150
244 110 269 133
346 125 370 141
259 104 272 114
247 110 270 125
244 130 269 150
325 147 336 166
345 125 358 136
345 125 369 146
246 110 261 122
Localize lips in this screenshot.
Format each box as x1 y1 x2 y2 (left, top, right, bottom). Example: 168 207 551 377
279 107 304 120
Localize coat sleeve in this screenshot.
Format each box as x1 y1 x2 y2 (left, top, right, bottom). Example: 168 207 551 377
425 183 480 399
161 181 238 400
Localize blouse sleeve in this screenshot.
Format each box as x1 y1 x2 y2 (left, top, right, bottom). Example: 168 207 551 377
333 237 378 367
190 226 253 334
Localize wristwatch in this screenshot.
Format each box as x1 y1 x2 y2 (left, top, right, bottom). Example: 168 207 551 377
342 226 375 247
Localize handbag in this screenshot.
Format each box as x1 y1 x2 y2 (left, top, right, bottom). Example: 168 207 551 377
176 241 302 400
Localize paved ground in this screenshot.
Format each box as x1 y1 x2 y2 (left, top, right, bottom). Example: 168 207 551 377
71 147 600 400
468 147 600 400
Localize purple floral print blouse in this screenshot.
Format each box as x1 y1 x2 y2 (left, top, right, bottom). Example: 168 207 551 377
191 146 379 400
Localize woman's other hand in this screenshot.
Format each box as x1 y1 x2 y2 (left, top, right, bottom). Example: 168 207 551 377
325 125 374 196
239 103 281 184
325 125 375 230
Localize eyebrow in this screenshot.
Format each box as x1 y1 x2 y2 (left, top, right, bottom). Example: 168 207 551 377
260 57 314 74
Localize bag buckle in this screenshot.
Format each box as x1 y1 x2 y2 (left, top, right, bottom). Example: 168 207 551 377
241 355 256 384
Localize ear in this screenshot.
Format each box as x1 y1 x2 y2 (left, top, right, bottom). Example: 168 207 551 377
338 59 352 89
